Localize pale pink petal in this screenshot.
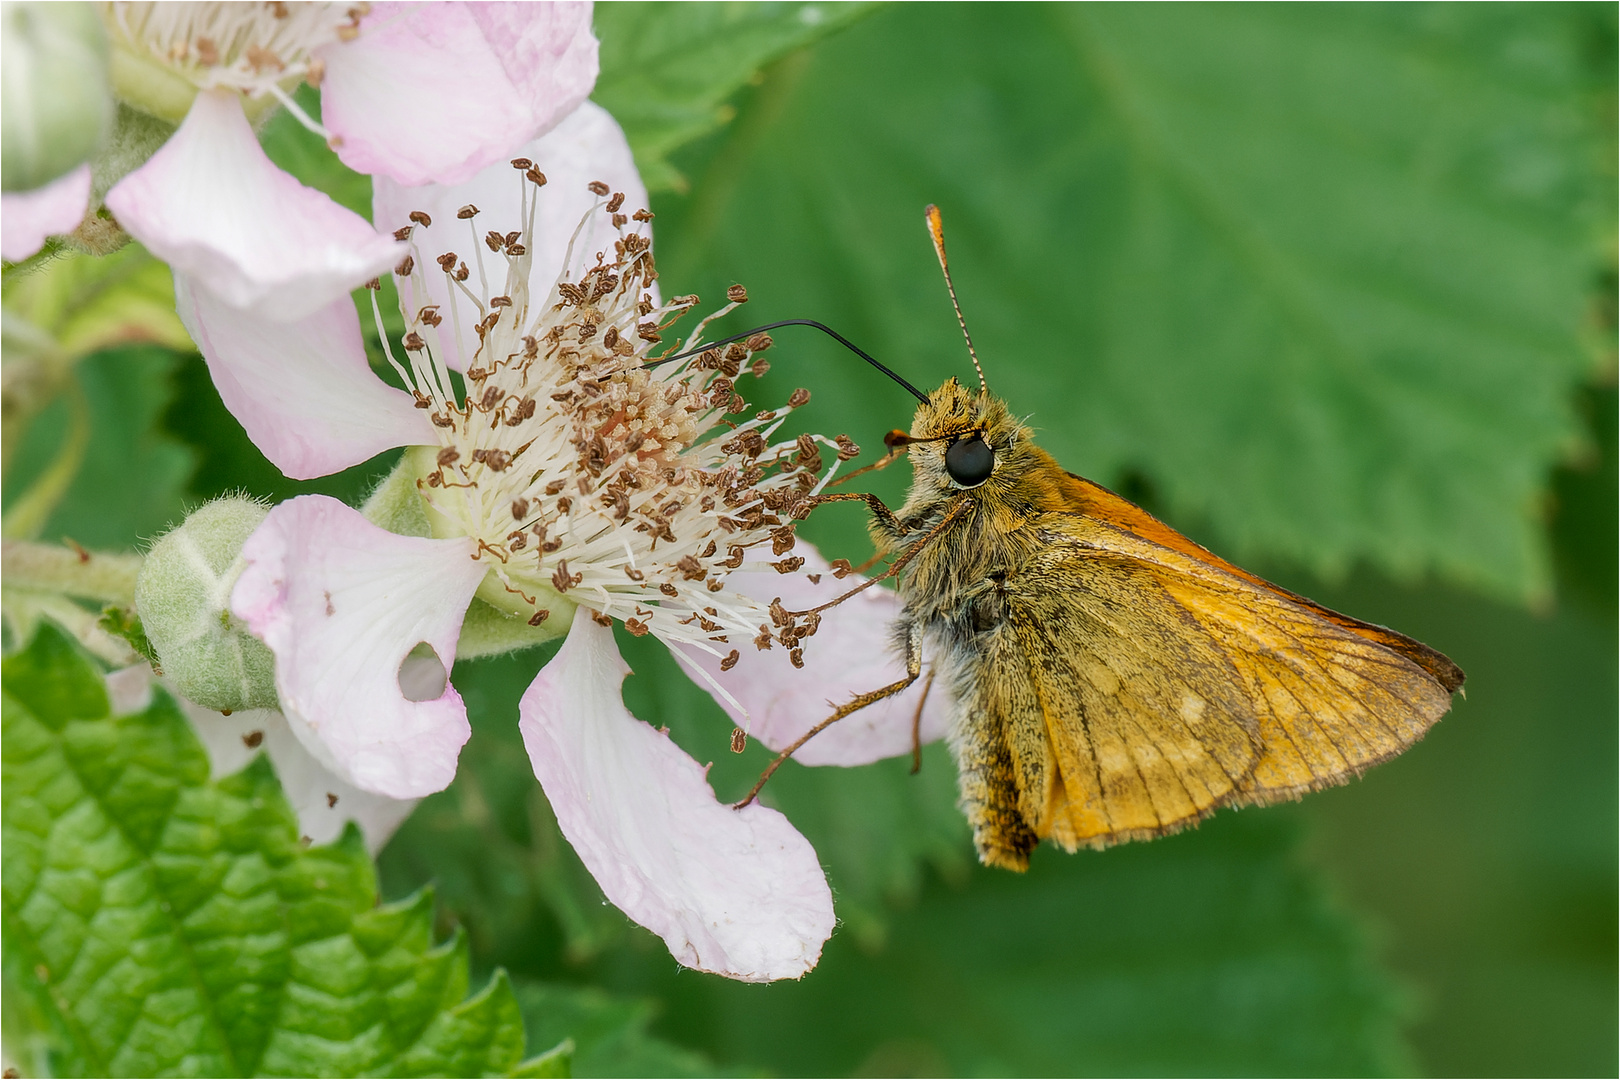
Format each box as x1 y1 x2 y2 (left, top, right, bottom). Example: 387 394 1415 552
187 701 418 853
175 273 435 479
372 101 650 370
230 495 488 799
679 545 952 767
321 1 598 187
105 90 401 320
1 163 90 261
520 608 834 982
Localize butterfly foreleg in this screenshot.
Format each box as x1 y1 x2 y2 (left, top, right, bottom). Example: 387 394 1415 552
733 623 925 809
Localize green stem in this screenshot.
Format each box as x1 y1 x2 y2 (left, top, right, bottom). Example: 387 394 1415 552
1 539 142 603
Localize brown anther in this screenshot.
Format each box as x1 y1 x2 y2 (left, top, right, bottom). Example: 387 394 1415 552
542 538 563 552
510 157 533 170
729 727 748 752
508 532 528 551
485 449 512 471
755 410 777 422
455 263 469 281
790 648 805 669
602 325 619 349
660 583 679 597
556 496 571 512
551 560 582 592
511 498 531 521
750 359 771 378
508 243 526 256
545 479 567 495
754 625 774 650
393 226 413 241
746 333 774 352
771 528 796 556
431 414 454 428
632 208 653 222
624 566 645 581
364 277 382 291
676 555 707 581
507 397 536 424
195 37 219 64
625 617 651 636
242 730 264 749
591 610 614 627
769 599 790 627
394 255 415 276
721 650 741 673
526 167 546 186
829 558 855 578
436 447 460 467
436 252 458 270
611 213 627 227
788 388 812 409
727 283 749 304
835 434 861 461
403 331 425 351
723 546 745 568
456 204 479 219
637 322 661 343
485 230 504 251
528 610 550 626
674 294 701 307
327 792 339 808
588 180 611 195
504 230 521 248
724 342 749 362
306 56 326 87
707 579 725 591
606 191 625 212
489 295 513 308
410 210 433 226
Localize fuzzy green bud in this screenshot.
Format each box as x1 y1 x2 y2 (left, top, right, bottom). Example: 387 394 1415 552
2 1 113 192
135 497 277 712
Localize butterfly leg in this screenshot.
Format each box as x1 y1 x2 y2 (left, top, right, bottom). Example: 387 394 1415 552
734 623 924 809
910 669 936 775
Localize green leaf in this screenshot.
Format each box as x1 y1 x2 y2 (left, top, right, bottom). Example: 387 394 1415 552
513 982 721 1078
2 346 194 549
593 1 874 192
598 813 1411 1076
1 621 532 1078
653 3 1612 603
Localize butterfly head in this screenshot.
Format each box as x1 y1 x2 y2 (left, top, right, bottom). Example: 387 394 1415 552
901 377 1027 494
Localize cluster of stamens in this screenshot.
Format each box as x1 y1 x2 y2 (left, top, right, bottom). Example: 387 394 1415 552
107 1 361 118
369 161 862 671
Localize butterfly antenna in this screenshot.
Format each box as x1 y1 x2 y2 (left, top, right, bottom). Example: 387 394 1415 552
924 204 987 394
650 318 929 403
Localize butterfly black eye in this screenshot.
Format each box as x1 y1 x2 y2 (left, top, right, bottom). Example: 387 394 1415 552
945 435 995 488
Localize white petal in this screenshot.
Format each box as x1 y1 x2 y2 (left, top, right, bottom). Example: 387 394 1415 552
175 273 435 479
678 545 952 767
321 1 598 187
372 101 652 370
108 663 417 853
105 90 401 320
230 494 489 799
1 163 90 261
520 608 834 982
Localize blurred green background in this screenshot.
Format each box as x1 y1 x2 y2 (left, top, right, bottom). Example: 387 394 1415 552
5 3 1613 1076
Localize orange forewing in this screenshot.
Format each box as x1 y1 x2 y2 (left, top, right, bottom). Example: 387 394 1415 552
954 459 1462 867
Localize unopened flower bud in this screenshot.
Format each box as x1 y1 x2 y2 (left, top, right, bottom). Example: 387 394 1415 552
2 1 112 192
135 497 277 712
